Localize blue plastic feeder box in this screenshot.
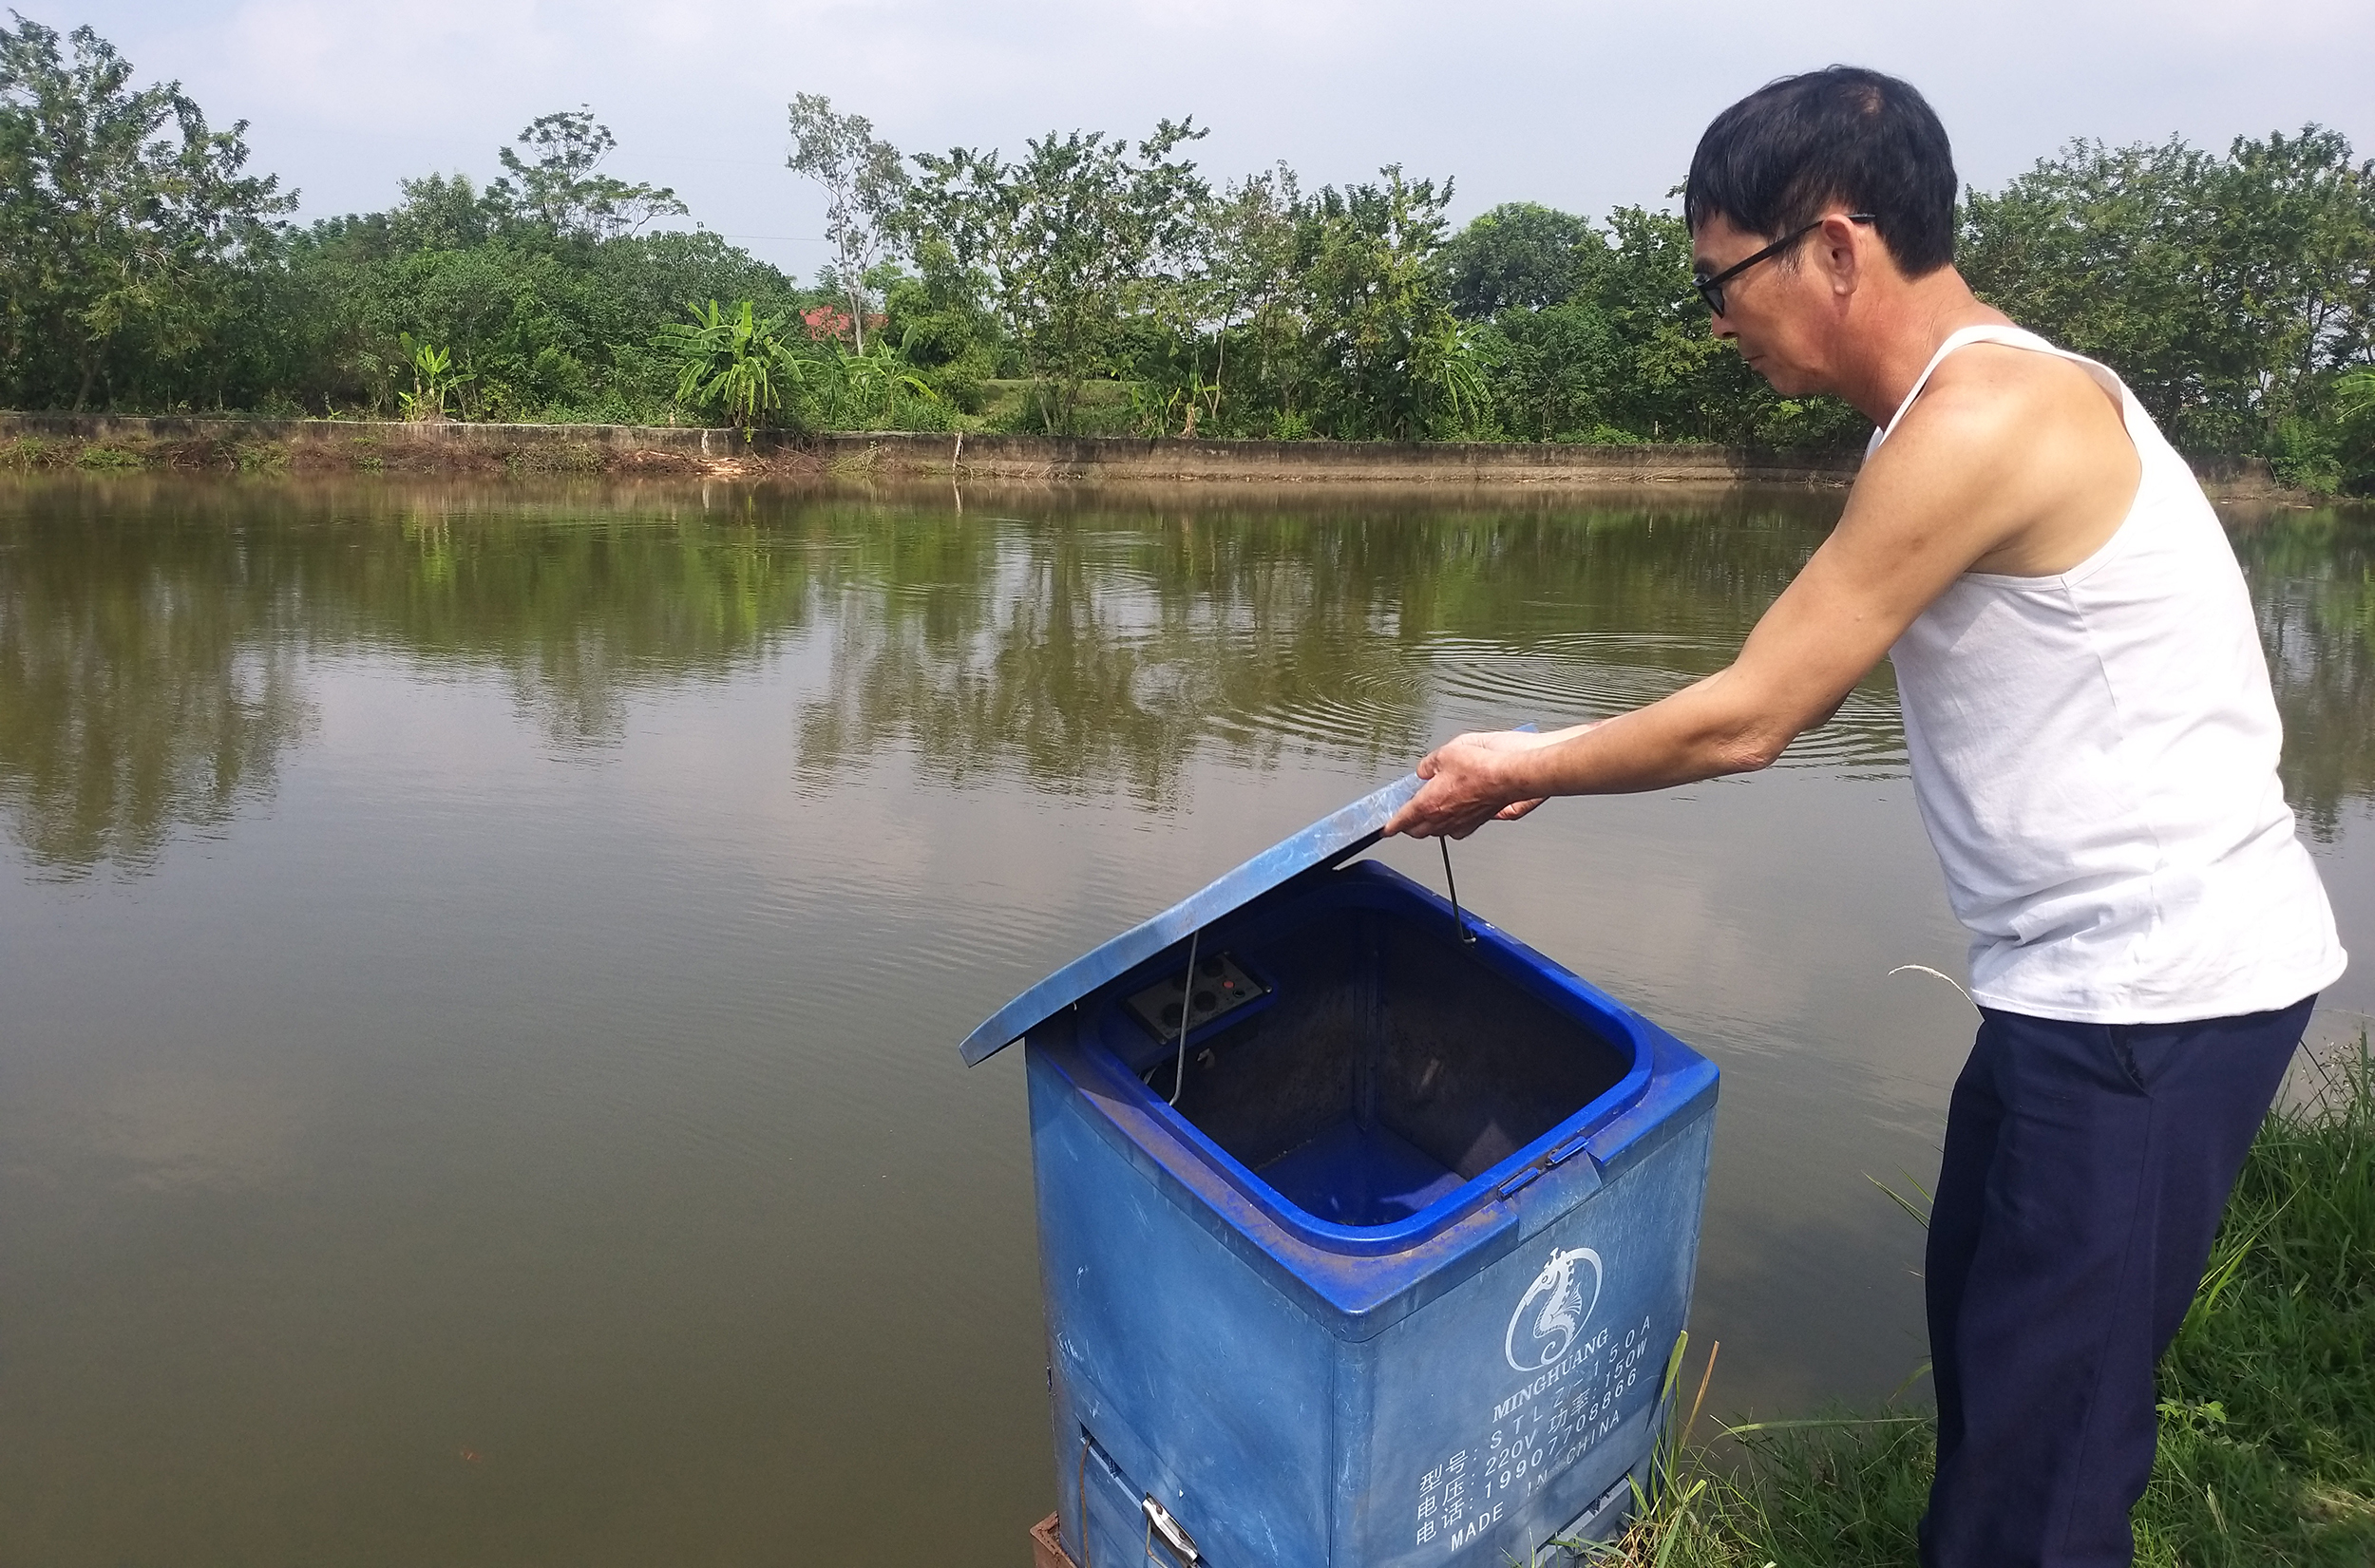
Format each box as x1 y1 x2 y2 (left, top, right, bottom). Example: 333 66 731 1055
961 775 1719 1568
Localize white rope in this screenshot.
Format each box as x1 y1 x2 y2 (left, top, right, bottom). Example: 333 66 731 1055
1888 963 1975 1008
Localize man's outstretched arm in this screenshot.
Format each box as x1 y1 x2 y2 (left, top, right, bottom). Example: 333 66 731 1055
1382 365 2078 840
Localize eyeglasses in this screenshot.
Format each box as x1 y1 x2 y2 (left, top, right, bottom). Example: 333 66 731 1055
1692 214 1874 316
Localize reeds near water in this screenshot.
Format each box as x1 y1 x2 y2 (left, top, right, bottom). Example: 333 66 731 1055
1576 1027 2375 1568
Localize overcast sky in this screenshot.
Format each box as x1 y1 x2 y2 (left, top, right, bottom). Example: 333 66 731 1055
48 0 2375 280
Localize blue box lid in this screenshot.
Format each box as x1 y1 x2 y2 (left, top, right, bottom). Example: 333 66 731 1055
958 771 1424 1065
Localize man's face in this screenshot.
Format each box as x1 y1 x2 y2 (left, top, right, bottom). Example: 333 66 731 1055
1690 213 1832 397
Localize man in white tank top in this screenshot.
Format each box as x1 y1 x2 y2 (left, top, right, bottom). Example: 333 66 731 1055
1386 66 2344 1568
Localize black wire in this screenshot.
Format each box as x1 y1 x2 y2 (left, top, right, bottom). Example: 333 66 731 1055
1439 838 1474 943
1077 1436 1093 1568
1168 929 1199 1106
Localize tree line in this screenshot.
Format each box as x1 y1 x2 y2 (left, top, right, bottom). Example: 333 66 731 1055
4 16 2372 489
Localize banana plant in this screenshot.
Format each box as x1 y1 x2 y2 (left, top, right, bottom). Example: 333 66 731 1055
815 340 939 427
2339 368 2375 478
1423 320 1492 440
396 335 472 421
656 300 815 433
1130 371 1224 437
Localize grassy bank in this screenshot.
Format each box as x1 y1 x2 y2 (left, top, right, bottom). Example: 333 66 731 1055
1591 1028 2375 1568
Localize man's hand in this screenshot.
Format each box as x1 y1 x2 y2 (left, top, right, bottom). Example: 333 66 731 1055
1384 727 1574 840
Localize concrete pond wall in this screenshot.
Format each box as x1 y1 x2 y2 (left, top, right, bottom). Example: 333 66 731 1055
0 411 2291 497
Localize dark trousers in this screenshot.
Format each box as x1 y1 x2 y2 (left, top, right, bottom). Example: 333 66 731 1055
1918 994 2316 1568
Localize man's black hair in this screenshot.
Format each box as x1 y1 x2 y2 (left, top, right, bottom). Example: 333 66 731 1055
1684 66 1958 276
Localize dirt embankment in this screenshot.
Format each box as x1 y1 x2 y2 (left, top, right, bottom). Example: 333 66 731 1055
0 414 813 481
0 412 2296 498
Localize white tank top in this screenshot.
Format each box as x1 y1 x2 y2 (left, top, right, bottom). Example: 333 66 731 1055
1872 324 2345 1023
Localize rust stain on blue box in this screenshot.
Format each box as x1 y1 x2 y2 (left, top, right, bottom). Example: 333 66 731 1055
962 775 1719 1567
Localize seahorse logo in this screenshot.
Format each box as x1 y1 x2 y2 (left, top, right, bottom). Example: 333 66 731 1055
1504 1246 1602 1372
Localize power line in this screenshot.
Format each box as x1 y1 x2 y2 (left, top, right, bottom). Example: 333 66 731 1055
638 153 790 169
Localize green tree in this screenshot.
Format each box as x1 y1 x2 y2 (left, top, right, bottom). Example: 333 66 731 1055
2210 130 2375 396
1599 206 1743 440
1442 202 1628 442
786 93 909 352
1473 301 1624 442
1130 162 1306 436
1443 201 1605 319
908 119 1210 431
880 237 1005 410
1963 137 2241 446
0 15 293 409
281 140 800 421
1961 126 2375 472
488 107 687 240
1296 167 1484 440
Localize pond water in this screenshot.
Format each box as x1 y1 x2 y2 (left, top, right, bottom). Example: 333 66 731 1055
1 477 2367 1567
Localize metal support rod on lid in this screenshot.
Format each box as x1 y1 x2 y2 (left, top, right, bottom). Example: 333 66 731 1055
1439 839 1475 944
1167 928 1200 1106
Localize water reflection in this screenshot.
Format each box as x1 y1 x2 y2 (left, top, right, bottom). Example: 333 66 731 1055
1 481 2369 861
0 490 310 876
2231 504 2375 841
3 482 2372 877
792 505 1434 801
0 482 829 871
375 494 819 744
792 489 1911 803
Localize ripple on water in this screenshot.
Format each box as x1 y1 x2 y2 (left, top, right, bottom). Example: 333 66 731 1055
1415 635 1907 775
1121 625 1909 778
